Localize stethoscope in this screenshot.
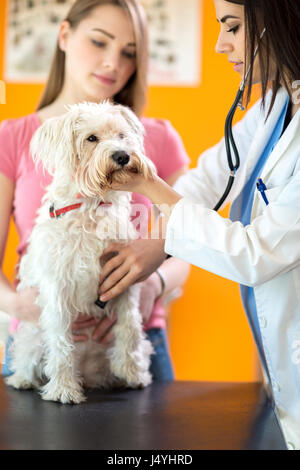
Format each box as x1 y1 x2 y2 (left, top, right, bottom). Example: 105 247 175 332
214 28 266 212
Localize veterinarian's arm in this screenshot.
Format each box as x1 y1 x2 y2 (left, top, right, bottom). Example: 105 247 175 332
152 167 190 301
0 173 41 322
111 174 183 214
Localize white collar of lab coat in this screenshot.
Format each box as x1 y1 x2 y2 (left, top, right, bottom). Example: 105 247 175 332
261 90 300 180
245 87 300 181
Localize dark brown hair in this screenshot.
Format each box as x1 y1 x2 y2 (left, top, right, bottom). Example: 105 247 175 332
37 0 148 116
226 0 300 116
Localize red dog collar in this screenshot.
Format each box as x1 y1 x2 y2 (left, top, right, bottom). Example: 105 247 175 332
49 201 111 219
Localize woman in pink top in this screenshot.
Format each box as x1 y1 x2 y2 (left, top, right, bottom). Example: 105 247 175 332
0 0 190 380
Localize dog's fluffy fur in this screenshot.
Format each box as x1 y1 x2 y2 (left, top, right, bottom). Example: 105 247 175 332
5 101 157 404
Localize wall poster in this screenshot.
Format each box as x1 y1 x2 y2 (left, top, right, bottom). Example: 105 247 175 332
4 0 201 86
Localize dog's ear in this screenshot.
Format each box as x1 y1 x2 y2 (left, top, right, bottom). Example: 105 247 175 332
30 109 79 176
115 105 145 146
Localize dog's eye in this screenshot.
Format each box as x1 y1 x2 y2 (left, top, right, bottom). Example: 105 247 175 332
87 135 99 143
119 133 125 140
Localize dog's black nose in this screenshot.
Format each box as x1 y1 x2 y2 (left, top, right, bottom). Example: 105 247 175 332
111 151 130 167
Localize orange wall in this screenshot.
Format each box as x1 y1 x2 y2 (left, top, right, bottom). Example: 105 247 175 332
0 0 259 381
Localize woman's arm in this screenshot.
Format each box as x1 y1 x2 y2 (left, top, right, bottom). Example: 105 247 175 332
0 173 41 322
0 173 19 314
153 255 190 300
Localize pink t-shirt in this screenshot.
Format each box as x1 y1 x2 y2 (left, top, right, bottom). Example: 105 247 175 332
0 113 189 333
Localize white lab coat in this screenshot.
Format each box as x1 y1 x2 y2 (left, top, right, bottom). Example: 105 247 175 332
165 87 300 450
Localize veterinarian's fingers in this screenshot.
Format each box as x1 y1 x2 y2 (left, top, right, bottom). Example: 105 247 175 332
99 243 126 267
99 252 126 284
100 250 120 268
101 242 125 258
101 242 124 256
99 262 131 296
100 271 137 302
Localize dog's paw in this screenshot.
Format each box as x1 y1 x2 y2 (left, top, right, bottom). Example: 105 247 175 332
140 371 152 388
130 371 152 389
5 374 35 390
110 357 152 388
40 382 86 404
114 365 152 389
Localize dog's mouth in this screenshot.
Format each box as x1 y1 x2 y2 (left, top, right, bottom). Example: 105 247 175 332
76 152 155 198
107 166 139 184
106 157 142 186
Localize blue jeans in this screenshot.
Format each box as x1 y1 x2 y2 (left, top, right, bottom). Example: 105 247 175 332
2 328 174 382
1 334 14 378
146 328 174 381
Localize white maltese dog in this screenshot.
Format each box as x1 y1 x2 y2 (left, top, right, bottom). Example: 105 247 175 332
6 101 157 404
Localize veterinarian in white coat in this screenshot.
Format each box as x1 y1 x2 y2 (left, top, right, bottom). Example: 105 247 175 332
98 0 300 449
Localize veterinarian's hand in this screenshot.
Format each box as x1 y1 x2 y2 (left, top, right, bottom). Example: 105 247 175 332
138 273 163 325
110 173 147 194
98 238 166 302
14 287 41 323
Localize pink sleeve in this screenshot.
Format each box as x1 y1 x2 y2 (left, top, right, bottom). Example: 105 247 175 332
155 120 190 181
0 120 17 182
143 118 190 182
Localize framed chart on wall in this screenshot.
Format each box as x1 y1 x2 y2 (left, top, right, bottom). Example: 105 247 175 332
4 0 202 86
141 0 201 86
4 0 72 82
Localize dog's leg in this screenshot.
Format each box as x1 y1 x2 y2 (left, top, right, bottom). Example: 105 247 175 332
107 285 153 388
5 323 44 390
38 304 86 404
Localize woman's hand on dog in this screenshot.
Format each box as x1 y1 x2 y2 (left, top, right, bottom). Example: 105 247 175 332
71 274 161 344
71 313 118 345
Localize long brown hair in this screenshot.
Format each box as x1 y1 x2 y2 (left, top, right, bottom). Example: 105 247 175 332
37 0 149 116
226 0 300 116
